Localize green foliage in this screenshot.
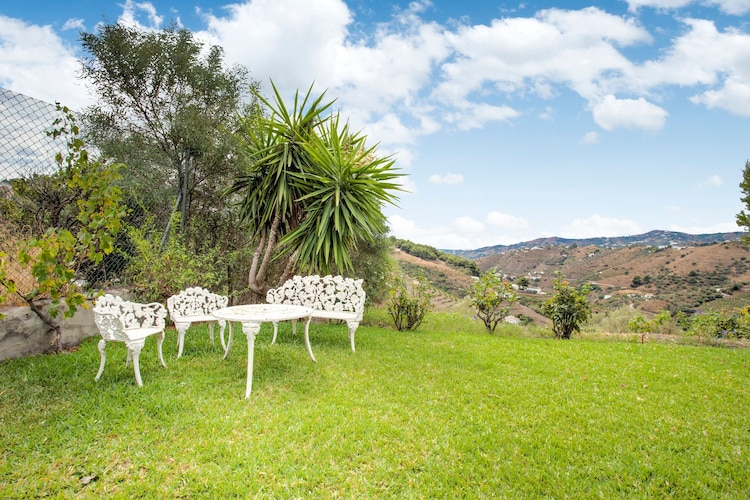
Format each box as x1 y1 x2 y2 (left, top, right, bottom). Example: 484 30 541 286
469 268 518 332
541 272 592 339
627 315 653 333
682 308 750 340
345 233 394 304
386 275 435 331
0 105 128 328
79 22 257 282
393 238 480 276
227 81 403 296
516 276 530 289
736 159 750 245
125 217 224 303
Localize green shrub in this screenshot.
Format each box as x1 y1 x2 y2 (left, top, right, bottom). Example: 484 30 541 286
541 272 592 339
125 216 224 303
386 275 434 331
469 268 518 332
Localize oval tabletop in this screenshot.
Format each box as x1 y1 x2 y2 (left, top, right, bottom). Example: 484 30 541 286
212 304 313 323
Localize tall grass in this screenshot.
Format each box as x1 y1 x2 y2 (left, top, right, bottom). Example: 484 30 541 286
1 314 749 497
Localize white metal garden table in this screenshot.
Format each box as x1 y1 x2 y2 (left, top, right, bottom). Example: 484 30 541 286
212 304 314 398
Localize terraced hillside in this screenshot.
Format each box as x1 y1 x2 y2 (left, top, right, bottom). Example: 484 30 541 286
475 240 750 314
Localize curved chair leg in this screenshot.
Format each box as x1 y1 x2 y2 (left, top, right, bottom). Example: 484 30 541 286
95 339 107 381
175 322 190 358
218 320 228 351
223 322 234 360
127 339 146 387
303 316 317 363
156 331 167 368
271 321 279 344
347 321 359 352
208 323 215 346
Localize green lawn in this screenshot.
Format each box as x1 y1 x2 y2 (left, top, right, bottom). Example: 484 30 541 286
1 315 749 498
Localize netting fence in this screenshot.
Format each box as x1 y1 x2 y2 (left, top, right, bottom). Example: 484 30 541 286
0 89 136 305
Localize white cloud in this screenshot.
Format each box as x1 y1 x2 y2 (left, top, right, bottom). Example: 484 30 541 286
388 213 536 249
0 16 90 109
443 102 519 130
62 18 85 31
691 80 750 116
453 216 485 233
580 131 599 144
429 173 464 184
561 214 643 239
627 0 750 15
118 0 165 30
486 211 529 229
699 175 724 187
591 95 668 132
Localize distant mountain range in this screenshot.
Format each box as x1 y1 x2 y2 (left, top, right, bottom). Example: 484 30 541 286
447 230 746 260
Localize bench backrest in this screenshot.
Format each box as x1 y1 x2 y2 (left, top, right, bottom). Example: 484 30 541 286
93 294 167 341
167 287 228 320
267 275 365 315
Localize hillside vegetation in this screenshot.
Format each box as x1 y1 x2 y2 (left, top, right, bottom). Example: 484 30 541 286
392 238 750 321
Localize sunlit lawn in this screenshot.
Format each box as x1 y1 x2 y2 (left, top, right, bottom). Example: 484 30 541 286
1 312 749 497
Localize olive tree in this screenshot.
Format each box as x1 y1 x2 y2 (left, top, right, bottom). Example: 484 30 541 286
541 272 592 339
78 23 263 297
79 23 258 249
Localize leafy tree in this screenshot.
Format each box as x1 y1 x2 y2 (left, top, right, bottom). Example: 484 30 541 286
226 81 403 299
470 268 518 332
0 106 128 348
737 160 750 246
79 23 257 253
516 276 530 290
541 272 592 339
386 275 434 331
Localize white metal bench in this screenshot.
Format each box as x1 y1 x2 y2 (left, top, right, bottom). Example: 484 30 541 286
92 294 167 387
265 275 365 361
167 287 229 358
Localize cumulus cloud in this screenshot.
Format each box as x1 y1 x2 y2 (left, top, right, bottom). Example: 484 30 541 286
591 95 668 132
691 80 750 116
429 173 464 184
0 16 90 109
561 214 643 239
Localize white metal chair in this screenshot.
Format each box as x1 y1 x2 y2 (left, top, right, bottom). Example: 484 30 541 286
92 294 167 387
167 287 229 358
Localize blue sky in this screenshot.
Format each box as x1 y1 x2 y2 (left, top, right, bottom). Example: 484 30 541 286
1 0 749 250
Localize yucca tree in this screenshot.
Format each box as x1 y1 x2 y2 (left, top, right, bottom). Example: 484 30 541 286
226 82 403 298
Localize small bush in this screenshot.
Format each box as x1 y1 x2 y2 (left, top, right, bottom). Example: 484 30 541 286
386 275 434 331
469 268 518 332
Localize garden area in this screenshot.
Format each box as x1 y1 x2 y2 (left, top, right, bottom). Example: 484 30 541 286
2 20 750 498
1 314 749 497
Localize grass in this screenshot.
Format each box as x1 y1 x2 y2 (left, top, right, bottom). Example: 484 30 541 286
1 312 750 498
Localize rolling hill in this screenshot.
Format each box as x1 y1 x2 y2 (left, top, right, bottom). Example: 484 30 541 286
392 231 750 319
